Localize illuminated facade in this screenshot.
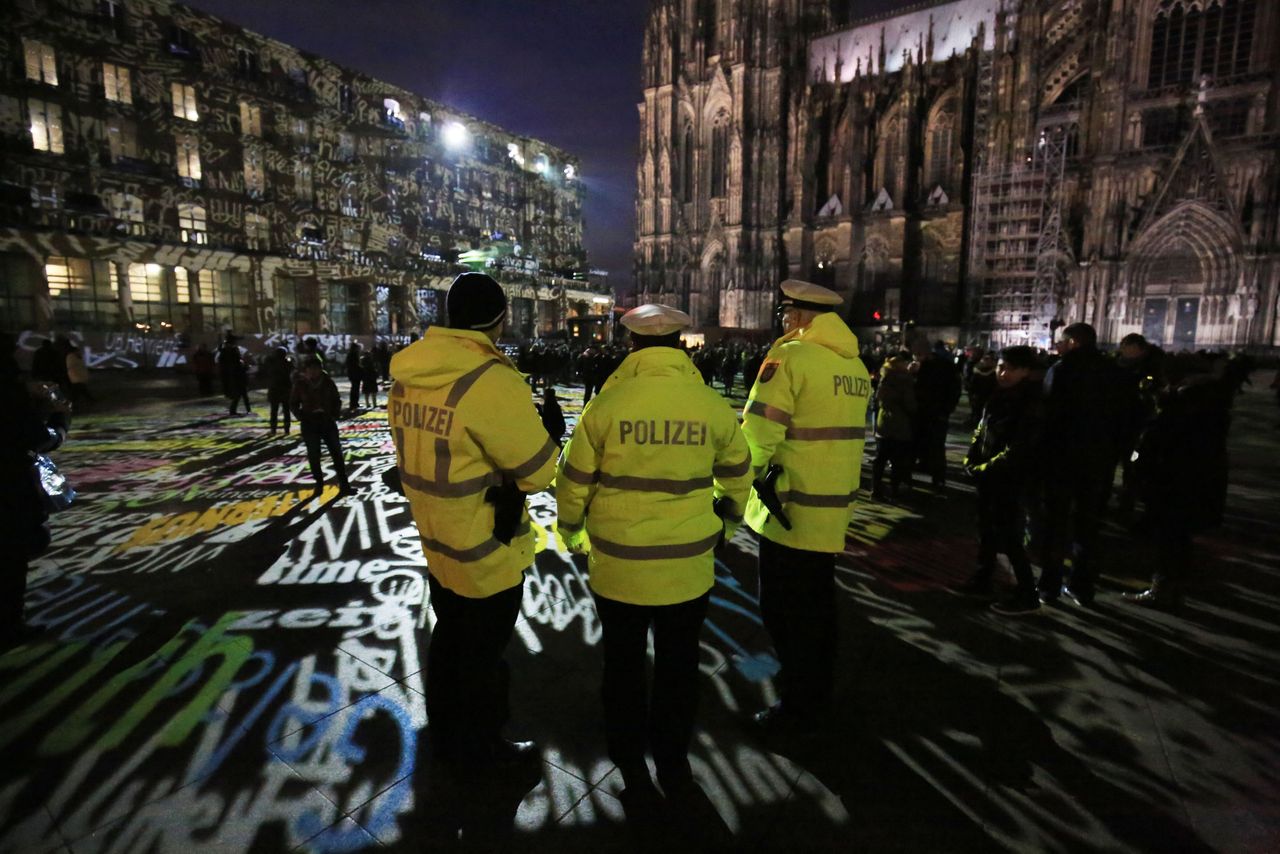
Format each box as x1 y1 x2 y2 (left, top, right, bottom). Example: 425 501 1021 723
636 0 1280 350
0 0 601 367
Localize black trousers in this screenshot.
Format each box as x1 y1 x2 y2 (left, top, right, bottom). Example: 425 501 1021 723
425 575 524 757
758 535 836 713
268 395 291 433
301 419 349 488
227 387 250 414
347 377 361 410
914 415 950 484
1039 465 1111 597
872 436 913 493
594 592 709 782
975 476 1035 596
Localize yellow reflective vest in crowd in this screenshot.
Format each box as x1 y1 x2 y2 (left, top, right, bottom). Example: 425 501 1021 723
742 312 870 553
389 327 558 598
556 347 753 606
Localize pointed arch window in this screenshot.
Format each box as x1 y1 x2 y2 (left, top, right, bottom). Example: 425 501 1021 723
710 113 729 199
927 110 955 191
681 124 695 204
1148 0 1257 90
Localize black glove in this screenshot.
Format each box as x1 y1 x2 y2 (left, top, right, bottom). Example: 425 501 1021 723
752 463 793 531
381 465 404 495
485 479 528 545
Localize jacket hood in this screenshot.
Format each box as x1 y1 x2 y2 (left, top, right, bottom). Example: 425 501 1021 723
602 346 702 392
389 326 517 391
782 312 860 358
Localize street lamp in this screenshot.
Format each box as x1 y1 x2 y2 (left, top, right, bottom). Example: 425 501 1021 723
134 321 151 369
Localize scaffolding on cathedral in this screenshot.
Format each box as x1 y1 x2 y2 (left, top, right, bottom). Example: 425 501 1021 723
970 126 1070 349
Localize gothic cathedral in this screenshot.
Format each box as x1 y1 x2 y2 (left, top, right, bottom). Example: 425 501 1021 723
633 0 1279 351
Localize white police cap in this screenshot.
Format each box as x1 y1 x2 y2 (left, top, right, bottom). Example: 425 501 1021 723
778 279 842 310
620 303 693 336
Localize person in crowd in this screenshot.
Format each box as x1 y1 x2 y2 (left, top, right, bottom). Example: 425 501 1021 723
290 355 351 498
1114 333 1164 516
263 346 295 435
1125 354 1232 609
955 346 1045 614
556 304 752 810
871 351 916 501
360 349 379 409
374 341 392 384
536 385 566 446
221 339 252 416
1038 322 1127 606
389 272 557 772
965 351 997 429
64 340 93 408
911 340 962 488
345 342 364 413
1 332 69 650
31 338 62 385
719 347 740 394
742 280 870 732
192 343 216 395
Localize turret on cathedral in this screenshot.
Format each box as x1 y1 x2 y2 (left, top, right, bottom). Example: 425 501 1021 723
634 0 1280 351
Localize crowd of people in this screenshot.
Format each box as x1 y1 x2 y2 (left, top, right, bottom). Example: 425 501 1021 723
859 327 1248 613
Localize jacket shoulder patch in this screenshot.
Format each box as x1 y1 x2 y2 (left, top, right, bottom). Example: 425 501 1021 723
759 361 781 383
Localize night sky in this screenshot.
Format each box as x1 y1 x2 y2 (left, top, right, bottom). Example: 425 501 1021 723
189 1 917 296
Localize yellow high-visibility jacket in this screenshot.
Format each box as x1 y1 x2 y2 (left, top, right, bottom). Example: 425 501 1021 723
742 312 870 553
389 327 558 598
556 347 753 606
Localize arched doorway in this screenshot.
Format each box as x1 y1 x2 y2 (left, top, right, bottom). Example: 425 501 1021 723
1126 203 1240 350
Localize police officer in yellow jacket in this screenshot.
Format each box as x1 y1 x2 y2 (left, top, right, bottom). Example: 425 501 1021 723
743 280 870 731
389 272 558 767
557 304 753 804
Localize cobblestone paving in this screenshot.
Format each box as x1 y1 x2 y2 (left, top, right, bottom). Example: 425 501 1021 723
2 372 1277 852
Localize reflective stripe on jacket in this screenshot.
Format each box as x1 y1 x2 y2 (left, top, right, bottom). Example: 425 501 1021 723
390 327 557 598
742 312 870 552
556 347 753 606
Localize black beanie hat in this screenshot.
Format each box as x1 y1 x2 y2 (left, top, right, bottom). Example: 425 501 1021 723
446 273 507 331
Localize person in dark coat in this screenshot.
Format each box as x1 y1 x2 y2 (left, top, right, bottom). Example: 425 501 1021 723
965 352 997 429
911 341 962 487
217 333 251 413
290 355 352 499
360 351 379 409
536 386 566 446
192 343 216 395
1037 323 1128 605
263 347 295 435
1 332 69 649
345 342 363 413
871 352 916 500
1124 355 1232 609
956 346 1046 614
1114 333 1164 515
31 339 62 384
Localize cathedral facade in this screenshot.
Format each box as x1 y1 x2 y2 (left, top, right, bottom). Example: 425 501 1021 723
634 0 1280 351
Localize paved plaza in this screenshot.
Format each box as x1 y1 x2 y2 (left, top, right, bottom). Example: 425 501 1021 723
2 372 1278 852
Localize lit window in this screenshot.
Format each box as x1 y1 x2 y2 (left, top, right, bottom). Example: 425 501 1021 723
128 263 165 302
244 146 265 196
175 133 201 180
384 98 403 127
239 101 261 136
106 116 138 161
245 211 269 249
103 62 132 103
292 118 309 146
507 143 524 166
45 258 78 296
295 161 313 203
171 82 198 121
339 83 354 115
28 99 63 153
174 267 191 304
24 40 58 86
109 192 145 234
236 47 259 78
178 202 207 244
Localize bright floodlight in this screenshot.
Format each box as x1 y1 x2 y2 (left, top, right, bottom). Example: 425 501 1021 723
563 163 576 180
443 121 468 150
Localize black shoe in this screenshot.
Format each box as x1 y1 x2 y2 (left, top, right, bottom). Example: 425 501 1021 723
1037 581 1062 604
310 483 326 500
1122 589 1182 611
486 738 539 766
991 595 1041 616
951 574 993 597
1063 585 1095 607
751 702 815 735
